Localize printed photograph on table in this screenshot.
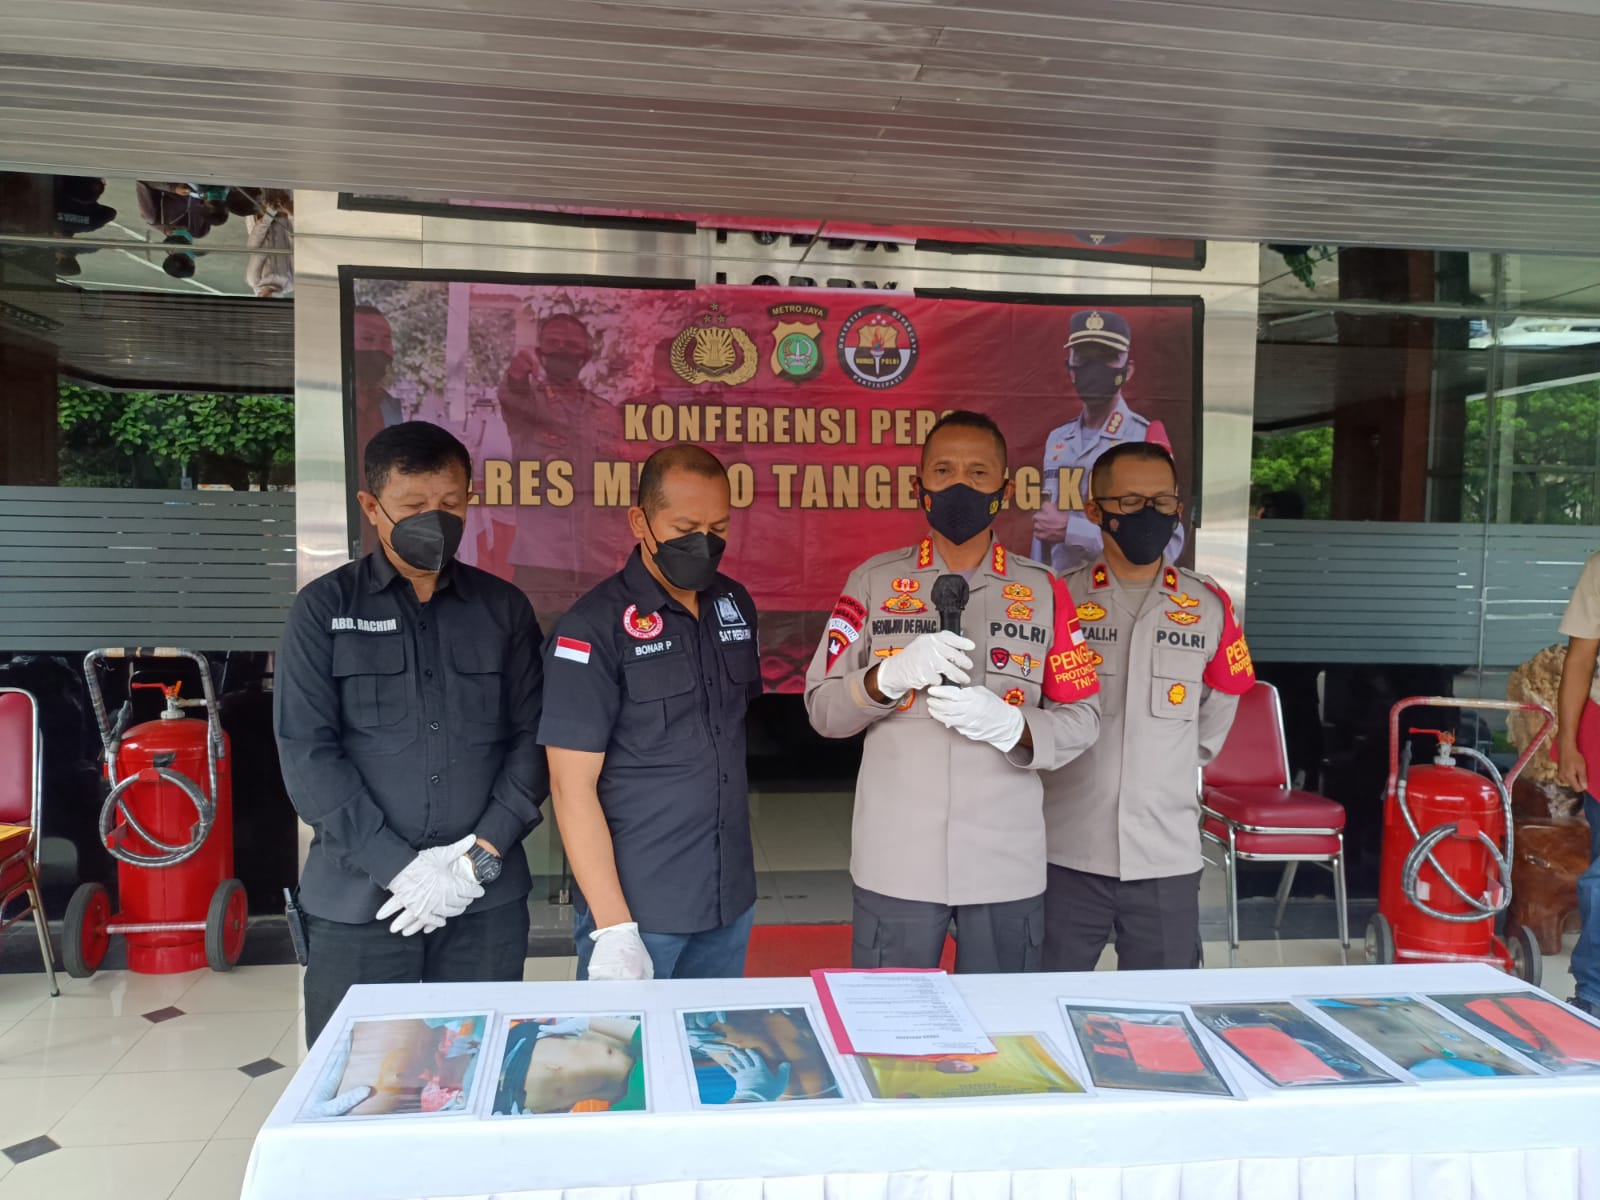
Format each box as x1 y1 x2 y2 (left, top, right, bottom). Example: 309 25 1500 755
680 1007 846 1106
1062 1004 1238 1098
493 1015 648 1115
1190 1002 1402 1088
853 1033 1086 1101
297 1014 488 1120
1308 997 1539 1081
1426 992 1600 1075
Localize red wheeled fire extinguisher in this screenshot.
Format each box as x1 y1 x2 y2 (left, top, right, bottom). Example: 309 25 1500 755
1366 696 1551 984
62 647 247 977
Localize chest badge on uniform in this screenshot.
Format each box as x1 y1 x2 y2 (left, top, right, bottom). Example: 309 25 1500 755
882 590 927 614
874 647 903 659
896 689 917 712
1010 653 1041 677
890 577 919 595
991 648 1010 669
1168 591 1202 609
1003 688 1026 707
1002 583 1033 602
1089 650 1104 667
1006 601 1033 621
622 604 665 640
715 596 747 627
1077 601 1106 622
1165 610 1201 626
1167 683 1187 706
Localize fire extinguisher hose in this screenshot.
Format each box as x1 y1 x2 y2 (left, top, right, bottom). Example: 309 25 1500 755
1398 743 1513 924
97 768 215 869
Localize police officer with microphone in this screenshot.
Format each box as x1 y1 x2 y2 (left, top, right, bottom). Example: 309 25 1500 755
1042 441 1254 971
806 411 1101 973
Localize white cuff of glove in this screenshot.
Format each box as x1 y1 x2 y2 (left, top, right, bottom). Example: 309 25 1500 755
588 921 655 981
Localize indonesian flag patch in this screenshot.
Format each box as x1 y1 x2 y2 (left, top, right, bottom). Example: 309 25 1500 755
554 636 592 665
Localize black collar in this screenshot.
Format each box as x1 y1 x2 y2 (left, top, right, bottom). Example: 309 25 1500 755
364 549 471 600
622 546 676 614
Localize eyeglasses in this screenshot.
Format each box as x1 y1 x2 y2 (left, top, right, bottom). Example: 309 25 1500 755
1093 493 1180 515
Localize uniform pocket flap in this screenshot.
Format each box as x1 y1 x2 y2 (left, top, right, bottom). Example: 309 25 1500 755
723 648 760 684
331 635 406 677
623 656 696 702
451 639 502 674
1153 645 1205 683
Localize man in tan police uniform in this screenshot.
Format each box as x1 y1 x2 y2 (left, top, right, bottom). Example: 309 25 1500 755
1043 441 1255 972
806 411 1101 973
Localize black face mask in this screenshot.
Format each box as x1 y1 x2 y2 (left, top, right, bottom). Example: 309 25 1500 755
1070 359 1125 407
380 504 465 574
920 482 1005 546
1101 506 1178 566
649 529 726 593
354 350 393 387
539 350 586 386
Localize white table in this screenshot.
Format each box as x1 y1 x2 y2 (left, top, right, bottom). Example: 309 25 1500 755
242 964 1600 1200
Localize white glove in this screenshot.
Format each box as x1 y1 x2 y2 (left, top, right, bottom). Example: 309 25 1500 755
684 1011 730 1052
305 1035 374 1119
926 684 1025 753
588 921 655 981
375 835 484 936
875 630 975 699
719 1047 792 1103
536 1017 590 1040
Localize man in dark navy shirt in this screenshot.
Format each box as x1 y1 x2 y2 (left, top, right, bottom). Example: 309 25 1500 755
540 444 760 981
276 421 547 1044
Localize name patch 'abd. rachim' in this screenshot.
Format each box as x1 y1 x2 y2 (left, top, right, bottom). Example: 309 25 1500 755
330 617 399 633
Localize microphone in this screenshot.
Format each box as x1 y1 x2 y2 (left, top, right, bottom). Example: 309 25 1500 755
931 574 970 637
930 575 970 689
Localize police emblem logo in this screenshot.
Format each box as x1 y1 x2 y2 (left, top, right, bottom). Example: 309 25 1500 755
890 577 920 595
1085 311 1105 332
622 604 665 640
1165 611 1201 626
1007 601 1033 621
671 303 759 386
1003 688 1027 707
1002 583 1034 602
715 596 746 627
1077 601 1106 622
1169 592 1202 609
837 305 919 389
882 593 927 615
991 648 1010 669
769 321 824 383
1167 683 1187 706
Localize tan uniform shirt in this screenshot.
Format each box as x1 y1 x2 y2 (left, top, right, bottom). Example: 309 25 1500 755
1044 560 1255 881
806 536 1102 907
1559 552 1600 705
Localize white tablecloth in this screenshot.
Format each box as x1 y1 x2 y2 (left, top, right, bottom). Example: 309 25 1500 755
241 963 1600 1200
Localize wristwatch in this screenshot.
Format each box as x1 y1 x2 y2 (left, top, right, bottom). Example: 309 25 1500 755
465 843 503 884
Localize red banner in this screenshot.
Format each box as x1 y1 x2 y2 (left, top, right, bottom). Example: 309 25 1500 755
346 275 1199 691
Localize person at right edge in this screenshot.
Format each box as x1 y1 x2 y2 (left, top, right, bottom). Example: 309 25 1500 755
1553 551 1600 1018
806 411 1101 973
1042 441 1255 972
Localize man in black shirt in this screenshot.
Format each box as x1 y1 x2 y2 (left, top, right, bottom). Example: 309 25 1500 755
540 444 760 981
276 421 547 1044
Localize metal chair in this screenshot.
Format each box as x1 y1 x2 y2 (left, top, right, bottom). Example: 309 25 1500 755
1200 681 1348 968
0 687 59 995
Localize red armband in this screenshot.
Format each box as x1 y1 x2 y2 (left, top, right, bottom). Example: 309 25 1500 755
1201 580 1255 695
1044 577 1101 703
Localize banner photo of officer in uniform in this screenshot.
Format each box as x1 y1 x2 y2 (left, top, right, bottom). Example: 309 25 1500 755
342 273 1200 692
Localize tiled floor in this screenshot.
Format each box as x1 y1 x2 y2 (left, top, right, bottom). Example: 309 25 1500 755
0 938 1575 1199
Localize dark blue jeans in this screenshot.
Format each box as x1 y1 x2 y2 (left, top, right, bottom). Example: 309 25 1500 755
574 904 754 980
1572 795 1600 1006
